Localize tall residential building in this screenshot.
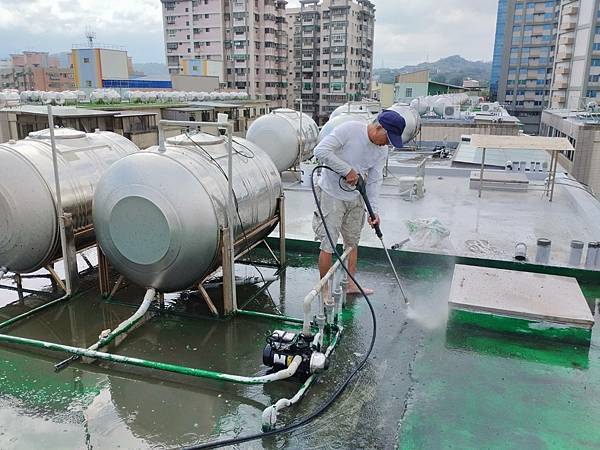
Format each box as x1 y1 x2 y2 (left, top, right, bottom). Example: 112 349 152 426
286 0 375 124
160 0 289 105
549 0 600 109
490 0 560 134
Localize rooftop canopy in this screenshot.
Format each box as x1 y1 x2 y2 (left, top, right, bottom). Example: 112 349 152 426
470 134 575 152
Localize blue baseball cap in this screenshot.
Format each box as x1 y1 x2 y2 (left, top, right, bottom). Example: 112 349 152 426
378 109 406 148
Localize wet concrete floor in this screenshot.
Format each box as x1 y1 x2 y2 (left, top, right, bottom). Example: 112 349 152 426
0 250 599 449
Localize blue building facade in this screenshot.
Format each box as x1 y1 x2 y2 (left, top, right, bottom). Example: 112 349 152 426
490 0 508 101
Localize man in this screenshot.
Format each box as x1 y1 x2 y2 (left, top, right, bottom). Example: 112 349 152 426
313 109 406 294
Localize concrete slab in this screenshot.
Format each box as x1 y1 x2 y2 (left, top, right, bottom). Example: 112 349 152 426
448 264 594 328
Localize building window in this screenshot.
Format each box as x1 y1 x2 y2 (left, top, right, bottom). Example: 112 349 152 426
587 90 597 97
86 80 92 87
83 57 90 63
405 88 413 97
592 59 600 66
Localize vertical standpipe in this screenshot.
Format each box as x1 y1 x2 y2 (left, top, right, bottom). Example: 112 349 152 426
535 238 551 265
569 240 584 267
47 105 74 295
585 242 599 269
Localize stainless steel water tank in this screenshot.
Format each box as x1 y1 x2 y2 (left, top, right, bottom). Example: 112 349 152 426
92 132 282 292
0 128 140 274
245 108 319 172
318 112 374 142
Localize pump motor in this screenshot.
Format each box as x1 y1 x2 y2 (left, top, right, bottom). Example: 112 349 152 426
262 330 328 381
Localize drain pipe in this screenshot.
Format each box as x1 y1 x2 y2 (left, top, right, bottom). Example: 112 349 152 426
55 288 157 371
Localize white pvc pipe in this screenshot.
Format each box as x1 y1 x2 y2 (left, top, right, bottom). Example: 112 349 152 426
89 287 157 352
302 247 354 334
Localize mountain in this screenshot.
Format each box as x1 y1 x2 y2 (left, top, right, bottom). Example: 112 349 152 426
374 55 491 87
133 62 168 77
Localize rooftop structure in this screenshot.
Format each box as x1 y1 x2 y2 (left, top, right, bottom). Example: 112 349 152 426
0 105 157 148
540 106 600 195
394 69 470 104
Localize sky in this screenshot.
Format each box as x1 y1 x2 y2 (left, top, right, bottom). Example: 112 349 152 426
0 0 498 67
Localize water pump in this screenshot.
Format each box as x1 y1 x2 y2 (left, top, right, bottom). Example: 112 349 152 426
262 330 328 381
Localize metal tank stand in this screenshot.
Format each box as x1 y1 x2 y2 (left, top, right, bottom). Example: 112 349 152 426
198 194 287 316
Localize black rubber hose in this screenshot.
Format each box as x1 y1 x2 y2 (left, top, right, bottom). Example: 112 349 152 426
181 165 377 450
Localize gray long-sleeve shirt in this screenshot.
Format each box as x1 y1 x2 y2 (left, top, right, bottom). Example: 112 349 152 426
314 121 388 212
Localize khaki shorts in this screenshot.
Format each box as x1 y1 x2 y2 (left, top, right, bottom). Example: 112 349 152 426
312 184 366 254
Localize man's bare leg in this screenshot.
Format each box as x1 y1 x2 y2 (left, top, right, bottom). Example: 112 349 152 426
345 247 374 295
318 250 333 279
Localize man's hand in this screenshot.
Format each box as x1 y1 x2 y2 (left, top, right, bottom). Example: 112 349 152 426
368 213 380 228
345 169 359 186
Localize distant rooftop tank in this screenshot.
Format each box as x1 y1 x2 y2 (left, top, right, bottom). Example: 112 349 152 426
410 98 429 116
432 97 452 117
388 103 421 145
329 101 381 120
318 111 373 142
92 132 282 292
245 108 319 172
0 128 140 274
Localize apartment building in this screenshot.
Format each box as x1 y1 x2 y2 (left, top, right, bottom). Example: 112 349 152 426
549 0 600 109
161 0 288 105
490 0 560 134
286 0 375 124
0 51 75 91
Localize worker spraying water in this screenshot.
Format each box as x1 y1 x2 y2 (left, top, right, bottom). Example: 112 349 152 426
312 110 409 304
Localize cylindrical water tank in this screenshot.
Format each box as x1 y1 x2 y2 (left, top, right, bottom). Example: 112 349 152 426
245 108 319 172
433 98 450 117
0 129 140 273
388 104 421 145
329 102 379 120
410 98 429 116
318 112 372 142
93 132 282 292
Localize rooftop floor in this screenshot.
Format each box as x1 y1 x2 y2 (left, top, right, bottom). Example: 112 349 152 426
0 244 598 449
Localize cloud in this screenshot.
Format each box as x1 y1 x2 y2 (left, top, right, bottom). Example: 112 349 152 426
0 0 497 66
0 0 164 63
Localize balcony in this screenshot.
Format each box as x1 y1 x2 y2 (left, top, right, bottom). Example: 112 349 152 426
558 34 574 45
560 18 577 31
553 80 568 89
563 5 579 15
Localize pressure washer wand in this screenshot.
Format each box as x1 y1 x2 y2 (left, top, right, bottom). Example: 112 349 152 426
355 175 409 305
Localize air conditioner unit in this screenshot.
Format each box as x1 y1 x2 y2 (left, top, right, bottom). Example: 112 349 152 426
443 105 461 119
